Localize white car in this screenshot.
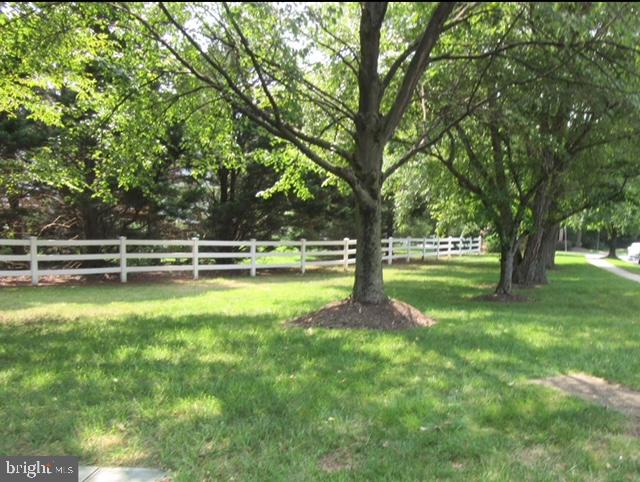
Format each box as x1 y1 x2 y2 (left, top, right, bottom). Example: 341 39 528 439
629 242 640 263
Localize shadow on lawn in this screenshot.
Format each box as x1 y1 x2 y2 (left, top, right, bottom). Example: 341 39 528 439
0 271 355 313
2 256 639 479
3 305 639 479
0 256 494 312
0 326 609 460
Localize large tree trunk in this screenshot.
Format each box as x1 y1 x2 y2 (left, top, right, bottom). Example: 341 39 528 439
352 194 386 304
513 184 553 286
512 246 523 282
542 224 559 269
527 225 558 281
350 3 386 305
513 222 560 285
606 226 618 259
514 233 544 286
496 242 518 296
514 229 550 286
346 2 451 306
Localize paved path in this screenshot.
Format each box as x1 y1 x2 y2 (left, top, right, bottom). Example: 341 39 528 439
585 255 640 284
79 466 168 482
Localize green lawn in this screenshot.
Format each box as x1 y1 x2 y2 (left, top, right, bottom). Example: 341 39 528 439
609 257 640 275
1 255 639 481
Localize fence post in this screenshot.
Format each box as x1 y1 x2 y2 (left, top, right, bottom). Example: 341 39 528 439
478 235 482 254
405 238 410 262
448 236 452 257
459 236 463 255
388 237 393 265
192 237 199 280
436 236 440 260
300 238 306 274
119 236 127 283
29 236 38 286
343 237 349 271
250 239 257 277
422 237 427 261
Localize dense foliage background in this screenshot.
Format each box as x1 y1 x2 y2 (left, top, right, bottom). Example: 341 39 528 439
1 2 639 295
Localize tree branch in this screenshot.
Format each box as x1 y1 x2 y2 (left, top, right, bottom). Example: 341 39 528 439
381 2 455 142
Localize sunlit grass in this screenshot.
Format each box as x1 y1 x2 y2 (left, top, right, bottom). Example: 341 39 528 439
609 256 640 275
1 255 639 481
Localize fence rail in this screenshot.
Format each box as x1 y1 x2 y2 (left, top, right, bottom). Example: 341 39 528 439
0 235 482 285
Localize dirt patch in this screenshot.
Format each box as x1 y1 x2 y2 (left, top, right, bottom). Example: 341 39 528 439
287 298 437 331
473 292 528 303
318 449 355 473
518 444 548 467
531 373 640 433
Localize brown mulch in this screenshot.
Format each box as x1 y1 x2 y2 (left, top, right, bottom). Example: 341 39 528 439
287 298 437 331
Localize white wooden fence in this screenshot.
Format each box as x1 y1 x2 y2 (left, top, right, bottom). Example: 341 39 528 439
0 235 481 285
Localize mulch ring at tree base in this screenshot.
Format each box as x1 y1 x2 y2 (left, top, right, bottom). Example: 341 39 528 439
286 298 437 331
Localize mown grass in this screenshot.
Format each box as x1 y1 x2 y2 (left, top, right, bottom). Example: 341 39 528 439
1 254 639 481
609 257 640 275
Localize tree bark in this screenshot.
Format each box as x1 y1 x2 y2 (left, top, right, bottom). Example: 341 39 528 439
513 180 553 285
352 194 386 304
514 229 549 286
344 3 387 304
513 222 560 285
496 242 518 295
542 223 559 269
514 234 543 286
606 226 618 259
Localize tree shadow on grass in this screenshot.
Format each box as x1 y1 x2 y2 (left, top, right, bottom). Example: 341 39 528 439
0 274 353 315
2 255 639 479
1 256 499 315
2 300 639 480
0 283 248 312
1 256 491 312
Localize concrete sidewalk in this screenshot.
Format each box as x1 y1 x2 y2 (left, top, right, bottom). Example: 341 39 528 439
586 255 640 284
79 466 168 482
